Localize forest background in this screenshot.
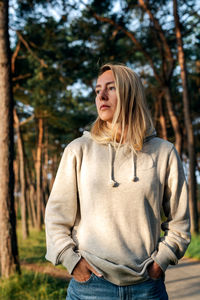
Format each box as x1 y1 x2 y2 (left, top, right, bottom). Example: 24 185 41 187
0 0 200 298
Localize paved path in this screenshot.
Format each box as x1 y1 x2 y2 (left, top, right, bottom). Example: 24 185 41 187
165 258 200 300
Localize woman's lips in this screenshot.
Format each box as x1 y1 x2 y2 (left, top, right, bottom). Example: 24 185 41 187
100 105 110 110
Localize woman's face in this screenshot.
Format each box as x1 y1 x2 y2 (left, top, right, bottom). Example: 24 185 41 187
95 70 117 125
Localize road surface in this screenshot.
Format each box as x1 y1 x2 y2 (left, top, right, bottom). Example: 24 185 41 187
165 258 200 300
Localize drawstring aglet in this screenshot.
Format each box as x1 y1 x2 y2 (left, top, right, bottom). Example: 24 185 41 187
109 180 119 187
133 176 139 182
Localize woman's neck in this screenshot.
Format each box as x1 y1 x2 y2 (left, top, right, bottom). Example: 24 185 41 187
106 122 127 144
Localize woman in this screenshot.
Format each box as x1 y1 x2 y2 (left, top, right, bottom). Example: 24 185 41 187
45 64 190 299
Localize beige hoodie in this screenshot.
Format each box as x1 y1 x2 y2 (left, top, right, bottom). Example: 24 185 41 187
45 131 190 286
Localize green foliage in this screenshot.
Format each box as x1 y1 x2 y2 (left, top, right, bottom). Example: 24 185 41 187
13 13 96 176
17 224 46 263
11 0 200 236
185 234 200 260
0 270 67 300
0 223 68 299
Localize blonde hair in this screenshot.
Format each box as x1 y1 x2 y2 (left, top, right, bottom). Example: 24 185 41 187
91 63 154 151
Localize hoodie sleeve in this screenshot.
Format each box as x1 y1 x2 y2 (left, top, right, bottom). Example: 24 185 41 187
45 146 81 274
152 146 191 272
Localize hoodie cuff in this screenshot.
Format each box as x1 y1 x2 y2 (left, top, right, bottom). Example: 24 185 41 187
60 247 82 275
151 242 178 272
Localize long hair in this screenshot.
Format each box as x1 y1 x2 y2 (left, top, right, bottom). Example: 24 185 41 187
91 63 154 151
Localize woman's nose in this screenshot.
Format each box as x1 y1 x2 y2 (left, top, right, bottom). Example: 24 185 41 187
99 89 108 100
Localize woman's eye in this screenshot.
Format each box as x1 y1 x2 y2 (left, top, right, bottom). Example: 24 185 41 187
109 86 116 91
95 90 100 95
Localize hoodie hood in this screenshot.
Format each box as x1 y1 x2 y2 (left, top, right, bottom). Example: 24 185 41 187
144 129 157 143
83 129 157 145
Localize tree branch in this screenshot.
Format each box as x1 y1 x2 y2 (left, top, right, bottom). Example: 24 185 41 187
16 31 48 68
93 13 162 85
138 0 174 79
12 73 32 82
11 40 21 73
13 108 35 127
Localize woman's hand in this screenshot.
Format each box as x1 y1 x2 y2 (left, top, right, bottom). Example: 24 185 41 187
72 258 102 282
147 261 163 280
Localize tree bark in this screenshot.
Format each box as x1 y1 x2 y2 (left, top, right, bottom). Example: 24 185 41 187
0 0 20 277
158 92 167 140
163 86 182 154
153 98 159 128
30 184 37 227
50 153 58 190
25 159 37 228
26 188 34 227
36 118 44 230
13 158 20 217
13 108 29 238
43 125 50 205
173 0 198 233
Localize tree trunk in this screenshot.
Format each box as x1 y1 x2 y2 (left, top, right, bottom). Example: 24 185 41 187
50 153 58 190
13 108 29 238
25 160 37 228
173 0 198 233
0 0 20 277
153 98 159 128
30 184 37 227
36 118 43 230
43 125 50 205
163 86 182 154
13 158 20 218
25 157 37 227
158 93 167 140
26 188 34 227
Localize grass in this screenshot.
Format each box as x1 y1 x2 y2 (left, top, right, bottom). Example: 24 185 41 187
17 224 46 264
0 223 68 300
185 234 200 260
17 223 65 270
0 220 200 299
0 270 67 300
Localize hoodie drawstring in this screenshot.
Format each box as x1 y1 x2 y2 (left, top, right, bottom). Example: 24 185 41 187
131 149 139 182
108 144 118 187
108 144 138 187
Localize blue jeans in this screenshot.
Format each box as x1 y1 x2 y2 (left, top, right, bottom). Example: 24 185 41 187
66 273 168 300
